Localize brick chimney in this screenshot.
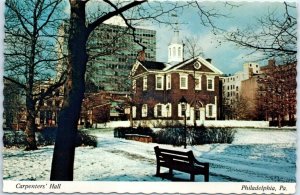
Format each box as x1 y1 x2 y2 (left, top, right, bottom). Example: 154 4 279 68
206 58 212 63
137 50 145 62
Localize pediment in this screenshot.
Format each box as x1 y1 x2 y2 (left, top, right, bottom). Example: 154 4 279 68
173 57 223 74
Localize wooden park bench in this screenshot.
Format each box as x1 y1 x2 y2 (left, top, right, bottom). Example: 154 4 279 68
154 146 209 182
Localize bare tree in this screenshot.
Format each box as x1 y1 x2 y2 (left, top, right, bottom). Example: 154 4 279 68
232 96 256 120
224 2 297 62
4 0 67 150
50 0 227 180
184 36 204 59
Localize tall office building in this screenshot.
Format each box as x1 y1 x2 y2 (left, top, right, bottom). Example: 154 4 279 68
58 16 156 92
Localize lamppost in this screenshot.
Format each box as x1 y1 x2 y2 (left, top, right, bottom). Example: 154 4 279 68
179 96 187 149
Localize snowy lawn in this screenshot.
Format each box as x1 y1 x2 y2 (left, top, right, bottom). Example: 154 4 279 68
2 128 296 182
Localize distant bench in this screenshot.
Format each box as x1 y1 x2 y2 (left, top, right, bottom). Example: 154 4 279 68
154 146 209 181
125 134 153 143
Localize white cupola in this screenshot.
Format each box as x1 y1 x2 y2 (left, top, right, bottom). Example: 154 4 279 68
167 27 183 64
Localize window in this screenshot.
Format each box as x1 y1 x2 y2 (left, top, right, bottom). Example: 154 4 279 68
142 104 148 117
206 104 215 118
156 75 164 90
165 103 172 117
156 104 162 117
169 48 171 57
181 104 186 116
143 76 147 91
195 76 201 90
208 105 213 117
178 47 181 57
166 74 171 90
180 74 188 89
178 103 190 117
207 77 214 91
173 47 176 57
132 79 136 93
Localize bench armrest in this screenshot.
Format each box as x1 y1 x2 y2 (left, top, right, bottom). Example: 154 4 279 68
192 155 209 167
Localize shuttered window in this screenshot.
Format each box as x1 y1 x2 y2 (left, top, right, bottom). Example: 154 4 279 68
156 75 164 90
143 76 147 91
142 104 148 117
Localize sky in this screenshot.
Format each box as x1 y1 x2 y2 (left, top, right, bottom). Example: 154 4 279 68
1 0 298 76
138 1 297 74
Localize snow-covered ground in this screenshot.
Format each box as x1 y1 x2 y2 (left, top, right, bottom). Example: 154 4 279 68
2 128 296 182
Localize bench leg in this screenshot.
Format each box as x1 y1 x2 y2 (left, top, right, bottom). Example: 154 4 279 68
190 174 195 181
156 165 160 176
204 174 209 182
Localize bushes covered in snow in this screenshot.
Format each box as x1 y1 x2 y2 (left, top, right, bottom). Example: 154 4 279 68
3 128 97 148
155 127 185 146
114 126 154 138
188 125 236 145
3 130 27 148
114 125 236 146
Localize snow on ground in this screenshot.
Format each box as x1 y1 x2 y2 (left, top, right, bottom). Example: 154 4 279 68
2 128 296 182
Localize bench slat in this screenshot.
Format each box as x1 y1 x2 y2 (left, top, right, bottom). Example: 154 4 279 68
157 147 190 156
159 153 190 163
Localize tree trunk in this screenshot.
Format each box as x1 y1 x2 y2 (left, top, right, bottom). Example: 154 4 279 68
50 1 88 181
278 114 282 128
24 96 38 150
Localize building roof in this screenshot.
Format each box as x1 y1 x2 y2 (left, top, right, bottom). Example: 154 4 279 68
139 60 166 70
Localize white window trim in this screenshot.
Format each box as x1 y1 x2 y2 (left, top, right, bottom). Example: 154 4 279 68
166 74 171 90
132 79 136 93
178 103 190 117
155 75 164 90
207 76 215 91
132 106 137 118
206 104 216 118
180 74 188 89
165 103 172 117
142 104 148 117
195 75 202 90
143 76 147 91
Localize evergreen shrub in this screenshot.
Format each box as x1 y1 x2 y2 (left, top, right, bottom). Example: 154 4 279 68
155 127 185 146
189 125 236 145
3 127 97 148
113 126 154 138
155 125 236 146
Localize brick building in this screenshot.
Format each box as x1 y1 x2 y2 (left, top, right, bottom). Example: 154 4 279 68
258 60 297 125
130 29 223 124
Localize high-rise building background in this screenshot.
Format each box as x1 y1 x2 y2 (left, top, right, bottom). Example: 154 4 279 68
57 16 156 93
